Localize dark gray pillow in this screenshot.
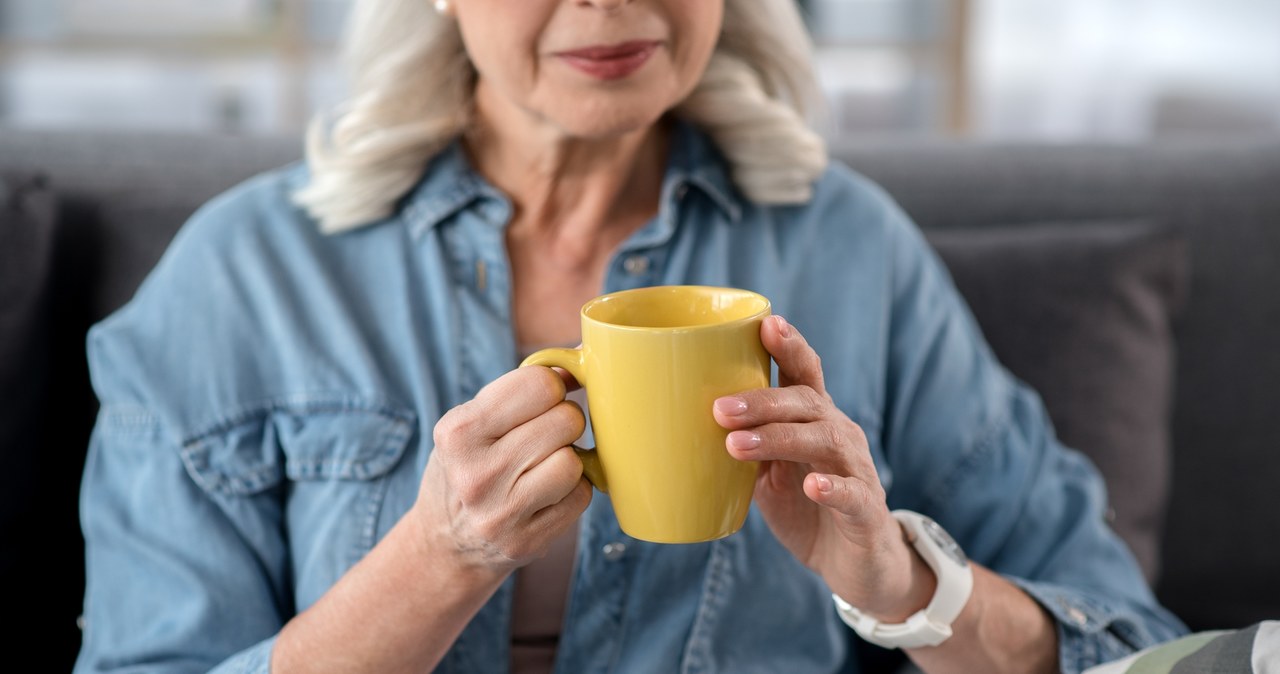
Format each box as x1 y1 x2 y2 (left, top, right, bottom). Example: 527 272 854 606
926 221 1188 584
0 173 57 576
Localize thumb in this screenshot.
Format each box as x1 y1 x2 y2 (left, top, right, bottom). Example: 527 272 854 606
803 472 875 522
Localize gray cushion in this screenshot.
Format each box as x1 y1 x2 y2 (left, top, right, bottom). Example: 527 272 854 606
0 129 301 321
927 221 1188 583
0 172 57 588
838 140 1280 630
0 130 301 667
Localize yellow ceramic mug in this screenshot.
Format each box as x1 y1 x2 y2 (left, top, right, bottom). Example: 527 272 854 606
521 285 771 544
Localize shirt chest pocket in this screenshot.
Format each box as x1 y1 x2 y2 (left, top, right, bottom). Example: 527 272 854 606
180 401 417 602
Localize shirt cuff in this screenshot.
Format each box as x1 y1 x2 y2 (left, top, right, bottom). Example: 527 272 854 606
1009 577 1180 674
209 635 276 674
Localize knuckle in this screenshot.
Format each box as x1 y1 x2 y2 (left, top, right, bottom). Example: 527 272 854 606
434 405 478 449
757 391 788 416
539 447 583 491
751 392 780 418
454 473 490 505
553 401 586 436
431 425 453 452
817 420 845 449
772 423 798 447
527 365 567 405
856 478 886 512
798 385 825 411
855 482 882 513
556 446 586 482
804 354 827 388
833 481 869 515
431 414 456 450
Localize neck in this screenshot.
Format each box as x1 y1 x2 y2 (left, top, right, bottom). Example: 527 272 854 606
462 80 669 259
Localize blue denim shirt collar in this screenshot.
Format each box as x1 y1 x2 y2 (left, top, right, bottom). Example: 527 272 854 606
398 117 743 242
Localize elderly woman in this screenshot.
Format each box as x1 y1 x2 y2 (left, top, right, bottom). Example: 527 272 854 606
74 0 1184 672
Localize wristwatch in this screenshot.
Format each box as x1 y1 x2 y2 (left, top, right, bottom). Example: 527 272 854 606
831 510 974 649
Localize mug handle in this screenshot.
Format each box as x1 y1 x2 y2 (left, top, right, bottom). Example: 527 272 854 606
520 347 609 493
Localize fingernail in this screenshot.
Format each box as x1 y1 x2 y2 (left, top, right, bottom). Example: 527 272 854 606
815 474 833 493
727 431 761 451
775 315 791 338
715 397 748 416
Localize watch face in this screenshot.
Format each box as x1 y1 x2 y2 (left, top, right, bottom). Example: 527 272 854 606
921 517 969 567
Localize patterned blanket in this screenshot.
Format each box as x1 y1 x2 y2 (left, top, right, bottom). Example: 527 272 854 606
1085 622 1279 673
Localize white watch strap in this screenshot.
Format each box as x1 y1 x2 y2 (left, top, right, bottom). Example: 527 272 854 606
832 510 974 649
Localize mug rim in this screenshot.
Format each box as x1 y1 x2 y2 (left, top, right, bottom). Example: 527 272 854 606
581 285 771 333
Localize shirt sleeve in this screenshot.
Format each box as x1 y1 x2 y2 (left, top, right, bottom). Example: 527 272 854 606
74 400 290 672
872 199 1187 673
70 174 302 673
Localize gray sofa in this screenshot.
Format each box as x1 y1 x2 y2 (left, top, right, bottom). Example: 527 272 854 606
3 128 1278 670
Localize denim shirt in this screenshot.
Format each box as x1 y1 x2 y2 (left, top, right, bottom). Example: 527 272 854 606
75 121 1185 674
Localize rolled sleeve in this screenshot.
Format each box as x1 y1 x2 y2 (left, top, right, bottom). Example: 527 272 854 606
876 205 1186 671
1012 578 1184 674
73 404 290 673
209 636 276 674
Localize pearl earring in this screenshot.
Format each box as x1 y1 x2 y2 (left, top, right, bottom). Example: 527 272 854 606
434 0 450 15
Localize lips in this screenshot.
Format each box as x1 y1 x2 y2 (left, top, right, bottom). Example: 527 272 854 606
555 40 660 81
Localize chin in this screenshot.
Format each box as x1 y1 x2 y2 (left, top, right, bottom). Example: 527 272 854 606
544 91 673 140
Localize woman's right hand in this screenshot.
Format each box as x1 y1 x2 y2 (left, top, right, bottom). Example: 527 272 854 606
413 365 593 579
273 365 589 673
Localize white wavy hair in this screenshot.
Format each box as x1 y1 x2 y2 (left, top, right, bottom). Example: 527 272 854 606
295 0 829 234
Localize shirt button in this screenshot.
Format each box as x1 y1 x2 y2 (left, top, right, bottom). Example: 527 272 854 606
676 184 690 201
1066 607 1088 627
602 541 627 561
623 256 650 275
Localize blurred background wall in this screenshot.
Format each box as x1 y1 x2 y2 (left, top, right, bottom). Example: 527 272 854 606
1 0 1277 141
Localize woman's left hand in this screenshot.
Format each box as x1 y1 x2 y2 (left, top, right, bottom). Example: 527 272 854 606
714 315 936 621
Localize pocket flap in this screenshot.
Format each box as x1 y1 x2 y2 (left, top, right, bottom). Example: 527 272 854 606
277 405 415 481
181 400 416 496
